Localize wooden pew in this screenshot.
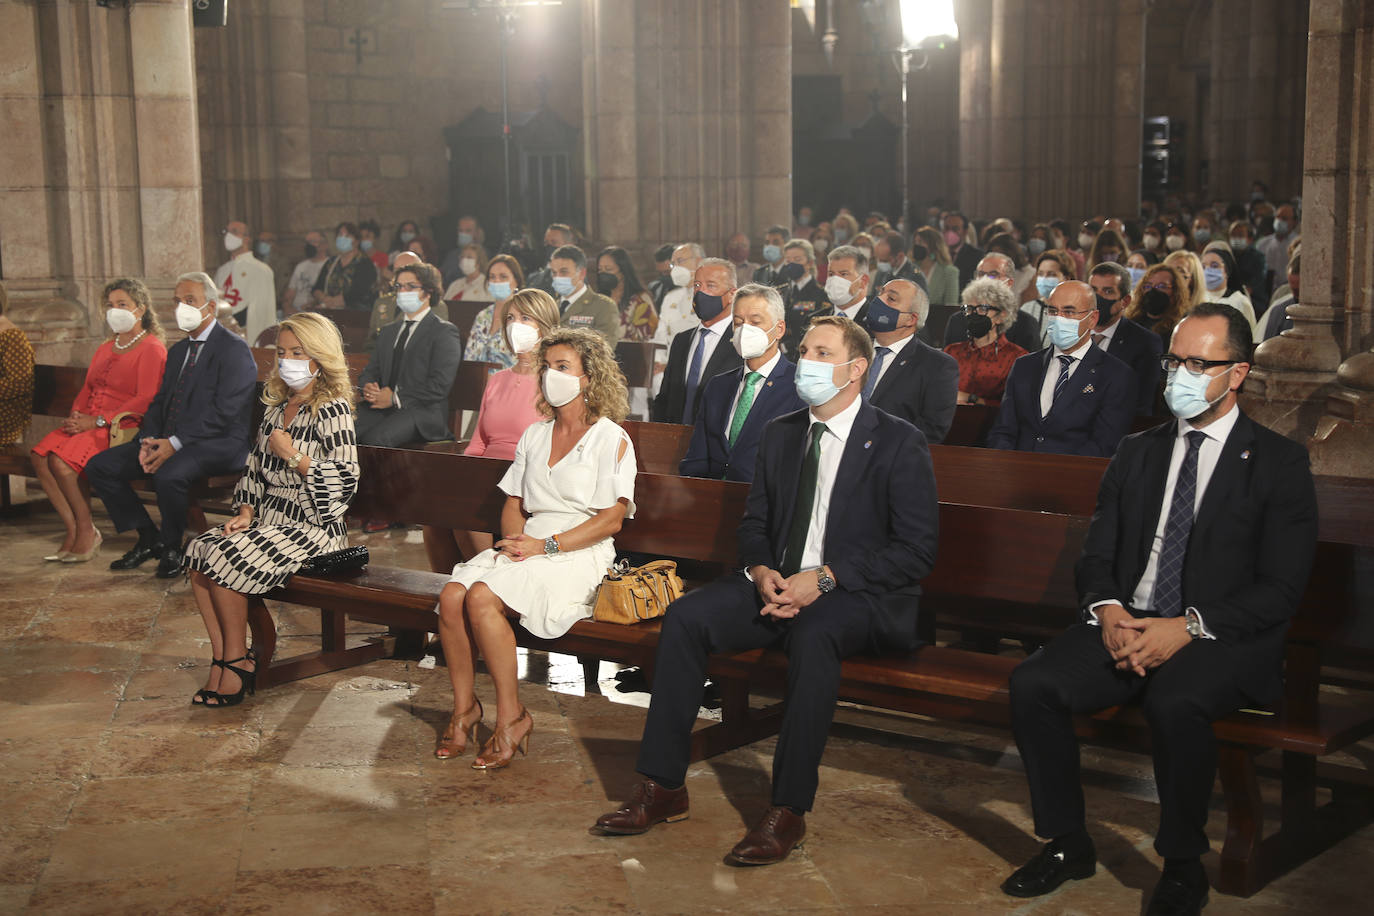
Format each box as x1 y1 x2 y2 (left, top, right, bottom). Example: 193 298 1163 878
616 340 661 394
621 420 693 476
445 299 491 348
252 446 1374 898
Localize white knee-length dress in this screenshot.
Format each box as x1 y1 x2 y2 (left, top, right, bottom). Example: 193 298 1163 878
446 416 637 638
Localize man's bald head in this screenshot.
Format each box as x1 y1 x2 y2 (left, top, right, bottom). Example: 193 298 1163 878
977 253 1016 287
1047 279 1095 312
393 250 422 270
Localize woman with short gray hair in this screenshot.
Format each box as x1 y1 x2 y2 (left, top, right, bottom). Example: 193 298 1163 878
944 277 1028 406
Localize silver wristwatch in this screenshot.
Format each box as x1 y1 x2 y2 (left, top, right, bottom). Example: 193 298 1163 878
816 568 836 594
544 535 561 556
1184 608 1202 639
95 415 108 428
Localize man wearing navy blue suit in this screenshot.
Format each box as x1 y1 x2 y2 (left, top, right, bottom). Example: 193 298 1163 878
594 315 939 866
651 259 744 425
88 272 258 578
1088 262 1164 416
679 283 803 481
863 278 959 444
986 280 1136 457
1001 303 1317 915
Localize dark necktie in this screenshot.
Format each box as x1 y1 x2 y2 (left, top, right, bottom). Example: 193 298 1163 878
1051 354 1073 405
780 422 828 577
682 327 710 425
166 340 203 433
863 346 892 399
1150 430 1208 617
560 299 571 315
388 320 414 391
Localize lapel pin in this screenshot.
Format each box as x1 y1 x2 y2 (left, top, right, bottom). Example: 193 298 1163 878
1241 449 1251 460
765 381 772 387
864 440 872 449
1082 383 1095 394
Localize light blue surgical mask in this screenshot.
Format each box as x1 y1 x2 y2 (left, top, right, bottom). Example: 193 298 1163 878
1274 218 1290 236
1027 238 1047 257
488 281 512 301
794 357 856 407
762 244 782 264
1164 364 1233 420
1128 266 1146 288
335 235 354 253
360 238 374 252
552 275 576 297
400 230 416 244
457 231 473 247
1047 314 1087 351
396 290 424 314
1203 266 1226 290
1193 228 1212 243
255 241 271 257
1035 276 1060 300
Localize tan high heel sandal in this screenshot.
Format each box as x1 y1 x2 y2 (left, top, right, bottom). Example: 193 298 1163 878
472 706 532 770
435 697 484 759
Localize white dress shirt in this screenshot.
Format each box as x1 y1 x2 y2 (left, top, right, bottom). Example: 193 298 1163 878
686 315 729 389
869 332 914 391
725 349 782 436
1093 317 1122 348
388 306 429 408
1038 342 1091 418
799 393 862 571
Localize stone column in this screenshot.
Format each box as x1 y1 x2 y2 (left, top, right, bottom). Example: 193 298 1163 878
581 0 791 263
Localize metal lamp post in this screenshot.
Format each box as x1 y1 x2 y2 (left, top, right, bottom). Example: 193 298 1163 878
895 0 959 231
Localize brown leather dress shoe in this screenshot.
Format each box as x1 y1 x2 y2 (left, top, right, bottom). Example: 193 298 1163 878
725 806 806 866
591 780 689 835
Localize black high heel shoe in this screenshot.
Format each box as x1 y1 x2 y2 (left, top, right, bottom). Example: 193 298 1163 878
203 651 257 708
191 657 223 706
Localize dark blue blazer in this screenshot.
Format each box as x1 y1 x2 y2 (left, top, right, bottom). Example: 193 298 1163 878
867 338 959 444
1103 317 1163 416
737 400 939 651
986 344 1136 457
140 322 257 463
679 356 804 482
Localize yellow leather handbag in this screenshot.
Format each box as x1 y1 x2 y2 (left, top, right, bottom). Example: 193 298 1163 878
592 559 685 625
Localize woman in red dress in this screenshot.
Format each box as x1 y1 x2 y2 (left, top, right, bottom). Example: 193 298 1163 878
31 278 167 562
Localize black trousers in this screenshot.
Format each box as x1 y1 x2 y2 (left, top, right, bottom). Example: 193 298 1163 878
1009 623 1249 859
355 405 424 447
635 573 873 812
86 440 242 549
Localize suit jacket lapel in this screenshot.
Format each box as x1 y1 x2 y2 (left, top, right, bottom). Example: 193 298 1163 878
1045 345 1100 421
1134 421 1176 576
702 324 737 378
1192 411 1256 538
773 414 810 559
822 404 879 550
735 360 784 445
872 340 914 400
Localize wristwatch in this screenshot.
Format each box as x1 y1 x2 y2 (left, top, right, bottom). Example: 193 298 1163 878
95 415 108 428
1184 608 1203 639
816 567 836 594
287 451 306 470
544 535 561 556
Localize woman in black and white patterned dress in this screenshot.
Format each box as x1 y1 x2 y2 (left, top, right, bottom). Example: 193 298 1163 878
184 312 359 707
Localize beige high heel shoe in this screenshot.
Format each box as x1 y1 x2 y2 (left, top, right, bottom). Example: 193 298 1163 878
472 706 532 770
61 529 102 563
435 697 484 759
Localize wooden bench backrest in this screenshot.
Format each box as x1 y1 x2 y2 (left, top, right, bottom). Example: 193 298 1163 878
30 364 89 418
621 420 693 475
616 340 662 391
315 308 372 353
446 300 491 344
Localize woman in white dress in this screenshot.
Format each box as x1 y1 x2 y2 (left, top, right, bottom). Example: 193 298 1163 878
435 327 637 768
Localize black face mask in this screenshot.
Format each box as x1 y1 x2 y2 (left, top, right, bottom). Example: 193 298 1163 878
303 243 318 259
965 313 993 339
1141 288 1170 318
596 271 619 295
692 290 725 321
1095 293 1117 328
911 244 929 262
778 262 805 283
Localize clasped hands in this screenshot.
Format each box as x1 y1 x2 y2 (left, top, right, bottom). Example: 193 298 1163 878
138 438 175 473
749 566 828 620
1098 603 1191 677
361 382 394 409
494 533 543 561
62 411 97 434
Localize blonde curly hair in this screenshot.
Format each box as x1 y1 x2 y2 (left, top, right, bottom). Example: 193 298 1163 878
534 327 629 422
263 312 356 411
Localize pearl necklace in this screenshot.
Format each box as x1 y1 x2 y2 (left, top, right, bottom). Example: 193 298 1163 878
114 329 148 351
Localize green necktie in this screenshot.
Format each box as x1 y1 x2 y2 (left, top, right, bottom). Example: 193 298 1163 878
727 371 763 447
780 421 828 577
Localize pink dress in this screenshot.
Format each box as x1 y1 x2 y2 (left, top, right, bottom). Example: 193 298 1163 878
463 369 543 460
32 336 167 472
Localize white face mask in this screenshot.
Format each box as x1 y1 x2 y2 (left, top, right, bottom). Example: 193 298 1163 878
105 308 138 334
669 264 693 288
278 358 317 391
224 232 243 252
824 274 858 307
507 321 540 354
175 301 207 332
460 257 478 276
1078 232 1095 249
732 322 776 360
542 367 583 408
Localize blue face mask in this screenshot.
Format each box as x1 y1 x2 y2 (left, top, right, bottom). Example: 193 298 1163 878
255 242 271 257
1164 364 1233 419
457 231 473 247
794 357 856 407
762 244 782 264
400 230 416 244
360 238 374 252
1128 266 1146 288
552 275 576 297
488 280 512 301
1274 218 1290 235
1047 314 1087 351
863 298 910 335
335 235 354 253
1203 266 1226 290
1027 238 1047 257
1193 228 1212 244
692 290 725 321
1035 276 1060 300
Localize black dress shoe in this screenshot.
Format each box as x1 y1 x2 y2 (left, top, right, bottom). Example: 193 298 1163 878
155 546 185 579
1001 836 1097 897
110 542 163 571
1146 874 1209 915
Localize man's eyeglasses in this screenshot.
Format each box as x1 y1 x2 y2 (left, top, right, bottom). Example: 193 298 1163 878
1161 355 1235 376
392 282 423 292
1044 306 1089 318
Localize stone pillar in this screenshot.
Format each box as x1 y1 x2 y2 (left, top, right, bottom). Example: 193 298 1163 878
958 0 1146 221
581 0 791 263
0 0 203 362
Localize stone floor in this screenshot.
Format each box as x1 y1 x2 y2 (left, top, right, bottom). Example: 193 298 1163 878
1 501 1371 915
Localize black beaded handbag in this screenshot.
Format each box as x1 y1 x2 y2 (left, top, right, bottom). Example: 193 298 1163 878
297 546 369 576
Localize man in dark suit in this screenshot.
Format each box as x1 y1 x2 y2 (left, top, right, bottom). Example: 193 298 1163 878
679 283 803 481
651 259 743 426
822 244 873 323
1001 302 1318 916
863 279 959 444
751 224 789 287
356 262 463 447
944 210 984 290
987 281 1136 457
942 252 1042 352
593 315 939 866
874 230 921 287
1088 262 1164 415
88 271 258 578
779 238 833 355
522 222 572 295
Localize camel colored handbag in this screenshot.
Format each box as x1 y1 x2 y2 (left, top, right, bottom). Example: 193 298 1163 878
592 559 685 625
107 411 140 448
